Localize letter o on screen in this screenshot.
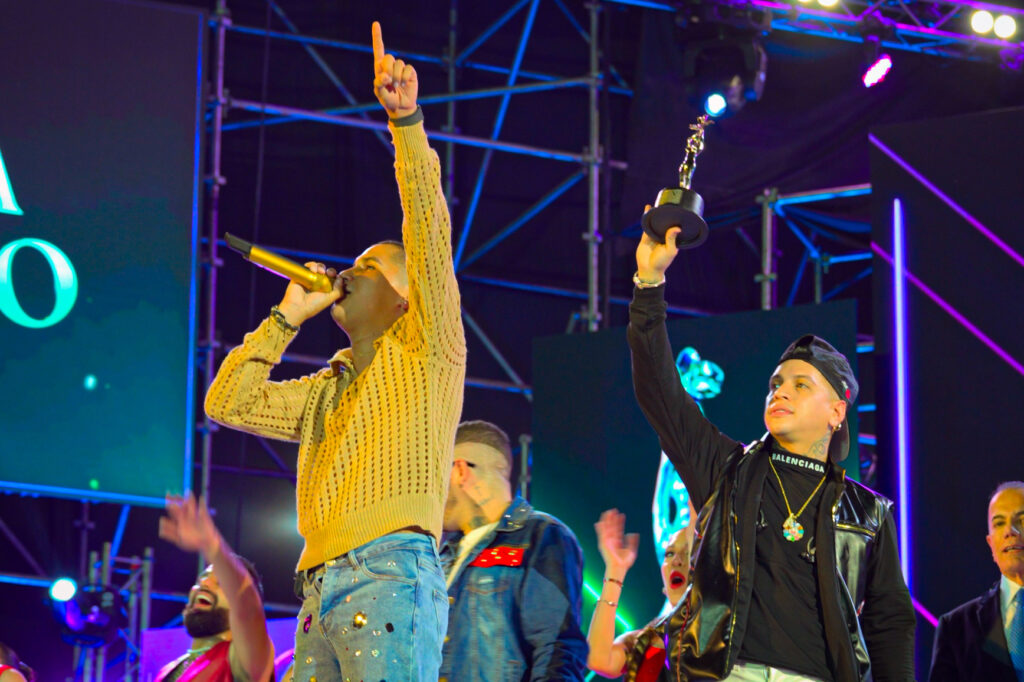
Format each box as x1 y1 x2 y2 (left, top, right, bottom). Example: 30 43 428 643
0 238 78 328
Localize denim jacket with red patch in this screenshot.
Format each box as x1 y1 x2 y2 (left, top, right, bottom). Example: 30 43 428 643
439 497 587 681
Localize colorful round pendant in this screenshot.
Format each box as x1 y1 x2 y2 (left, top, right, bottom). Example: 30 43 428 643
782 514 804 542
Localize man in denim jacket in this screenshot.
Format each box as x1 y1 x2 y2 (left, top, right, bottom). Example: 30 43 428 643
439 420 588 681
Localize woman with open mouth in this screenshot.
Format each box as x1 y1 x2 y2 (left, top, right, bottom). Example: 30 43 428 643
586 508 692 681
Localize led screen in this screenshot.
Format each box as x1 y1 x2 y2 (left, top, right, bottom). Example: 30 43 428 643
0 0 205 505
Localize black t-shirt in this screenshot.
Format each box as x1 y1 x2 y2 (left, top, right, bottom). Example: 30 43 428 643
739 448 834 681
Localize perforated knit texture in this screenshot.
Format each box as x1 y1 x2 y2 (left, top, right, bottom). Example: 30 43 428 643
205 122 466 570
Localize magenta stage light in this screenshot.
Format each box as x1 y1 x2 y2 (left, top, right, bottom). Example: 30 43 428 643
912 596 939 627
862 54 893 87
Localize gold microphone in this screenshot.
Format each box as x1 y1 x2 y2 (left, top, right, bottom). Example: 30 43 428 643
224 233 334 293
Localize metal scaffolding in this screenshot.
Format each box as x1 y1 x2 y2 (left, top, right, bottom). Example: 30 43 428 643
198 0 633 496
756 182 873 311
612 0 1024 66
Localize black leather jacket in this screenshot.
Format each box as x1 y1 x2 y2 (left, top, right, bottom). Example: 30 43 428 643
628 286 916 681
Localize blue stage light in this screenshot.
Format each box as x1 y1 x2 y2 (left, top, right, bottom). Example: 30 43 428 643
50 577 77 602
51 583 128 647
704 93 727 117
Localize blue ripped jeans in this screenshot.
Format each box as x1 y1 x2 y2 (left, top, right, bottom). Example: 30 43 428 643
293 532 449 682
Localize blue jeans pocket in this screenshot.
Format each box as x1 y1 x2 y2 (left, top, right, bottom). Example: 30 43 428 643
359 549 420 584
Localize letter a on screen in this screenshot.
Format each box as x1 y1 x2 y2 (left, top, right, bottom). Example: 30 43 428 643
0 146 24 216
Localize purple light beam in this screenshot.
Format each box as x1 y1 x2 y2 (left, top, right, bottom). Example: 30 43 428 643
892 199 911 587
913 596 939 628
869 133 1024 269
873 243 1024 377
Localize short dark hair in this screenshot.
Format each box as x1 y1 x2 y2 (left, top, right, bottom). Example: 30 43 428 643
455 420 513 475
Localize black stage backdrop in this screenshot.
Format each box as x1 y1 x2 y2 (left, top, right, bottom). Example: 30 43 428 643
871 106 1024 673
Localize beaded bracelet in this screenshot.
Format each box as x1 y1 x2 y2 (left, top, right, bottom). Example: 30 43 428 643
270 305 300 333
604 577 624 586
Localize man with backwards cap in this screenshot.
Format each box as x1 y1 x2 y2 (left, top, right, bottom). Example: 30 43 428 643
624 224 915 681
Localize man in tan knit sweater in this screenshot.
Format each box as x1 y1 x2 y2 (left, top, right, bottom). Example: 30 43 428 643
205 22 465 682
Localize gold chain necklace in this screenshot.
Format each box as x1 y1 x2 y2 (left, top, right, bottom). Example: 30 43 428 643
768 458 827 542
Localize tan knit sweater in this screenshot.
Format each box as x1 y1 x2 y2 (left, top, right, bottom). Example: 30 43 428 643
205 121 466 570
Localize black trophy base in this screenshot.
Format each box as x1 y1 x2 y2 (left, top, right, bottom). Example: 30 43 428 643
641 187 708 249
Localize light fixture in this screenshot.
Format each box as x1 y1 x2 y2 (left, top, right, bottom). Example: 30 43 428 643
863 54 893 87
971 10 994 33
860 29 894 88
704 92 727 116
49 577 77 602
818 0 840 8
51 583 128 647
682 30 767 118
994 14 1017 39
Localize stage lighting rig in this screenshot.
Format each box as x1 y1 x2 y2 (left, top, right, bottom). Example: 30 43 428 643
860 21 896 87
679 24 768 117
50 582 128 647
676 0 773 33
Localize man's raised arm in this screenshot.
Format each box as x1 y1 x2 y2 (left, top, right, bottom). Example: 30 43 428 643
372 22 464 363
626 223 738 508
160 495 274 682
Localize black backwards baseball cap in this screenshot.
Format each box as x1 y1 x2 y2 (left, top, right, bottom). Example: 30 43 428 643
778 334 859 462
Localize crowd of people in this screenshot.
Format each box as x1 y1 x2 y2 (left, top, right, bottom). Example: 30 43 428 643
45 20 1018 682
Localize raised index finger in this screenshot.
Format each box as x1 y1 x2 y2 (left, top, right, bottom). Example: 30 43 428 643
372 21 385 65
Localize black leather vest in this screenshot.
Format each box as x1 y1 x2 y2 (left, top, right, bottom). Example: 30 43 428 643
661 438 891 682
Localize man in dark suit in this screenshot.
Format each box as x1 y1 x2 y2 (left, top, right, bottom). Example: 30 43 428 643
929 481 1024 682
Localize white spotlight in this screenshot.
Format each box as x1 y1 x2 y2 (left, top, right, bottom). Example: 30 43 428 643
818 0 839 7
971 10 994 34
50 577 77 602
994 14 1017 39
